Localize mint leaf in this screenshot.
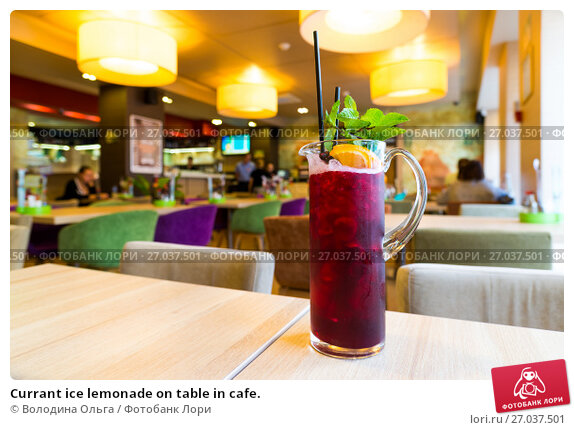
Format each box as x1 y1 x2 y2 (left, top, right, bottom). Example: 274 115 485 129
324 128 336 142
344 95 357 111
329 100 340 124
369 126 406 141
337 108 359 120
379 112 409 127
360 108 384 126
340 118 370 129
324 111 335 127
338 107 369 130
323 138 334 152
321 93 410 152
339 128 355 139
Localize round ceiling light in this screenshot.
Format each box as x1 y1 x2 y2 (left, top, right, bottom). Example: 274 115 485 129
370 60 448 106
77 20 177 87
325 10 402 36
299 10 430 53
216 84 278 119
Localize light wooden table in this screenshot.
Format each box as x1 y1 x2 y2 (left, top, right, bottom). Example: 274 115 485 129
188 197 296 210
236 312 564 380
11 264 309 379
15 203 191 226
11 265 563 380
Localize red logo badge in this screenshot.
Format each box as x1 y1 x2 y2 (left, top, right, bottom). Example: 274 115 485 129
491 359 570 413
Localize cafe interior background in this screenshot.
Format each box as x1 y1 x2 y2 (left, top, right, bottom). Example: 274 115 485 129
8 10 565 379
10 10 564 208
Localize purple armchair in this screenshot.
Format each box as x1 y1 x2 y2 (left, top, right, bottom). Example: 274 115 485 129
28 224 65 257
154 205 217 246
279 198 307 216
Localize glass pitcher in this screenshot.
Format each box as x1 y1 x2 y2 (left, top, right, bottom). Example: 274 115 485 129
299 139 427 358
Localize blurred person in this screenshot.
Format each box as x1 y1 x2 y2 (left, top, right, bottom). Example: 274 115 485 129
443 158 470 186
249 159 270 193
438 160 508 204
457 158 470 180
235 153 255 192
265 162 276 176
184 156 197 170
59 166 108 206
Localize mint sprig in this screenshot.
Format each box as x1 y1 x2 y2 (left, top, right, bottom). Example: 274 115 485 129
323 95 409 151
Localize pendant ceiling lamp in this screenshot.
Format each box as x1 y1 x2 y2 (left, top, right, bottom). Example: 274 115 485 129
216 84 278 119
299 10 430 53
77 20 177 87
370 60 447 106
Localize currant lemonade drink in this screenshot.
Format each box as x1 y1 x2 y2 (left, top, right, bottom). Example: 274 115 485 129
307 145 386 357
301 96 427 358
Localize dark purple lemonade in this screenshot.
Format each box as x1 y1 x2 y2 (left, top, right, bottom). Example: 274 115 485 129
309 167 386 354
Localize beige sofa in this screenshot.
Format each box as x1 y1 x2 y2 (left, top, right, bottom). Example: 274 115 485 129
394 263 563 331
10 225 31 270
120 241 275 294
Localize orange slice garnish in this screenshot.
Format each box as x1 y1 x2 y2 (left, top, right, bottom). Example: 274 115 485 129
330 144 380 169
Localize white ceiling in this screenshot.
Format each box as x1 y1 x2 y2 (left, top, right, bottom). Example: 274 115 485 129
11 10 489 125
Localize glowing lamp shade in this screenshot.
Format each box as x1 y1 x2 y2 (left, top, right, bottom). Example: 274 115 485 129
77 20 177 87
299 10 430 53
370 60 448 106
216 84 278 119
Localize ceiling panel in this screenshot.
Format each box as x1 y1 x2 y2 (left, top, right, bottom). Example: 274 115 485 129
420 10 460 40
177 38 256 84
213 20 338 68
192 67 296 93
172 10 297 36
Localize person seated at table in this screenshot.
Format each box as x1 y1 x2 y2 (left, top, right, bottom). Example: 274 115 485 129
437 160 508 204
265 162 276 176
235 153 255 192
456 158 469 180
249 159 270 193
183 156 198 170
441 158 468 187
59 166 109 206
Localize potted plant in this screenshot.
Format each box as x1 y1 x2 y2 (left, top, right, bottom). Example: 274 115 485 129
118 177 134 199
133 174 184 206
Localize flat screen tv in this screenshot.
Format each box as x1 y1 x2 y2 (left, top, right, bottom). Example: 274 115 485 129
222 135 250 155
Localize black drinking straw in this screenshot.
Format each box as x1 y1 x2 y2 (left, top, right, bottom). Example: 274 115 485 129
333 86 341 141
313 31 325 152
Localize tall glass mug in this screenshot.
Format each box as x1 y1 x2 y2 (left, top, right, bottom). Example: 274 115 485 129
299 139 427 359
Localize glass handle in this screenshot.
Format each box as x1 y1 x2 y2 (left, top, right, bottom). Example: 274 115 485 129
382 148 428 261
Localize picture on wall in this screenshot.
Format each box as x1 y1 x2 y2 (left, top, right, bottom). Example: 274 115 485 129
401 132 484 194
129 114 163 175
